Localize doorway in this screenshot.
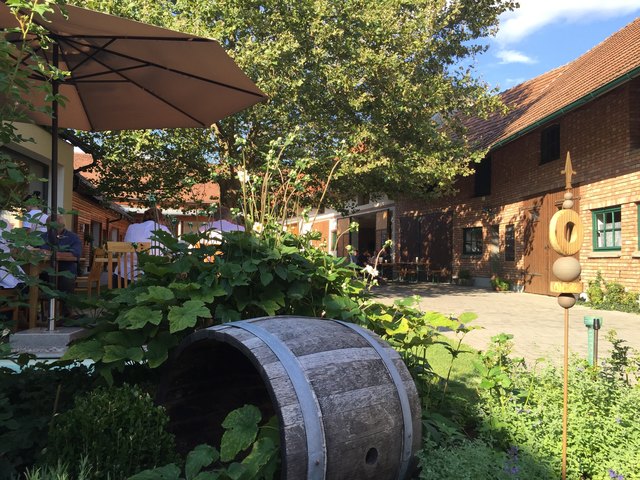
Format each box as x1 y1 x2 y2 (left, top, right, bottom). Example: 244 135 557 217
521 188 580 295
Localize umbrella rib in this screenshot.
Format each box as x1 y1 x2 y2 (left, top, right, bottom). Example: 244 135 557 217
70 64 148 82
54 36 204 128
57 42 96 131
60 36 265 99
61 37 117 73
61 44 209 127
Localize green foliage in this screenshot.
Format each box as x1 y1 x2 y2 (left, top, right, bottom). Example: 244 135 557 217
474 335 640 479
419 332 640 479
64 229 364 380
0 358 94 479
46 384 178 480
602 329 640 385
0 0 61 147
585 271 640 313
586 270 606 306
24 457 93 480
359 296 477 398
418 440 551 479
490 277 511 292
475 333 524 404
129 404 280 480
68 0 516 208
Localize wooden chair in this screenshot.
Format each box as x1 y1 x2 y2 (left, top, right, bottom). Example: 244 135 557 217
75 248 106 297
106 242 151 289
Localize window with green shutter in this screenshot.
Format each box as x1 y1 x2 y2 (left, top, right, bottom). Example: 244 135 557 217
592 206 621 251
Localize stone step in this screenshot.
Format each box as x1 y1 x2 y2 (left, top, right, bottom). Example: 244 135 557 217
10 327 87 359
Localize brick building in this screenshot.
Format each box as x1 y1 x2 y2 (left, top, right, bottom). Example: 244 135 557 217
72 174 133 272
395 18 640 294
74 152 220 241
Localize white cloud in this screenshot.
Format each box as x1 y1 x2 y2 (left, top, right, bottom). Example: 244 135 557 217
496 0 640 44
503 77 526 88
496 49 536 65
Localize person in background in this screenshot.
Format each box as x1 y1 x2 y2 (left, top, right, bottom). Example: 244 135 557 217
119 207 172 281
22 192 48 233
41 215 82 319
0 213 25 290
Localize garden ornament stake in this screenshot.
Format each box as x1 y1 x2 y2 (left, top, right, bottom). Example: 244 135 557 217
548 151 584 480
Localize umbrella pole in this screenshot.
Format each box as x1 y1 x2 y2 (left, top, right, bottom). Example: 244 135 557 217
48 43 59 332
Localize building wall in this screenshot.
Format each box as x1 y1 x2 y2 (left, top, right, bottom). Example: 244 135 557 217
72 192 131 273
396 78 640 292
11 123 74 218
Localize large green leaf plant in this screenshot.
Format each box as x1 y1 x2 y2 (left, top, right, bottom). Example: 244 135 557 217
64 229 364 381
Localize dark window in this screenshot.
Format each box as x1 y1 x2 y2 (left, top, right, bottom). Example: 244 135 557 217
463 227 483 255
357 194 370 206
592 207 621 251
540 124 560 164
474 156 492 197
90 220 102 249
505 224 515 261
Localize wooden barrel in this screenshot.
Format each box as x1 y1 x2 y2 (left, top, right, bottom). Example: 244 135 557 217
157 316 421 480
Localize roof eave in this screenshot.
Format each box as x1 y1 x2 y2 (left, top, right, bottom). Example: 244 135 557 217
489 66 640 153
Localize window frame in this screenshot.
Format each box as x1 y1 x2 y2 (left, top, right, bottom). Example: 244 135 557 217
462 226 483 255
505 224 515 261
473 155 492 197
592 206 622 251
540 124 560 165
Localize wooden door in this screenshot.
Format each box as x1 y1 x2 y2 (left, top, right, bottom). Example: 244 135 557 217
522 189 580 295
336 217 351 257
420 211 453 270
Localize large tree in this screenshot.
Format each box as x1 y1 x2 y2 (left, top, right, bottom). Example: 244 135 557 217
69 0 516 209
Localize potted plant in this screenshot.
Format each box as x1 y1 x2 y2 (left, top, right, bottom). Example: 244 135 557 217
457 269 474 286
491 276 511 291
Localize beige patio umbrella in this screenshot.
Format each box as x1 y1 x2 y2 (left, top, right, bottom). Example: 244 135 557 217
0 1 266 215
1 2 266 329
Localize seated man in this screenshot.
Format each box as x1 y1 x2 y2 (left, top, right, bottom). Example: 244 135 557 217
41 215 82 319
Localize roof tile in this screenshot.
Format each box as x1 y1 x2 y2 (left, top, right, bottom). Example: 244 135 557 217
469 17 640 149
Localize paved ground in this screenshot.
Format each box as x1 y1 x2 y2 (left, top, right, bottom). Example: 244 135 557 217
374 283 640 366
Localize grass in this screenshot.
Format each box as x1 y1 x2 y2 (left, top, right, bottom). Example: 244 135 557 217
426 335 481 399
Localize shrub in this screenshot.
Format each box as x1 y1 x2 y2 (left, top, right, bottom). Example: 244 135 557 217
585 271 640 313
476 351 640 478
0 358 94 479
129 404 280 480
418 440 551 479
490 277 510 292
46 385 178 480
64 229 364 380
586 271 605 307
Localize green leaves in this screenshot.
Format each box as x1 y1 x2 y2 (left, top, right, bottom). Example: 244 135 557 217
117 306 163 329
125 405 279 480
137 286 175 302
66 0 514 208
220 405 261 462
185 444 220 480
168 300 210 333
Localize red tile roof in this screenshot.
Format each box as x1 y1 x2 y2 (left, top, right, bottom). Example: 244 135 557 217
468 17 640 149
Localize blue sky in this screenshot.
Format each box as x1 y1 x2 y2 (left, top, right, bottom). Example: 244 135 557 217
473 0 640 91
